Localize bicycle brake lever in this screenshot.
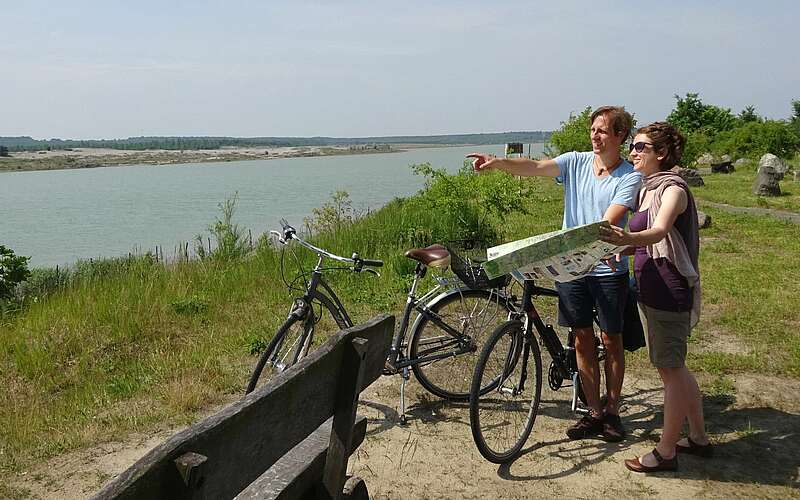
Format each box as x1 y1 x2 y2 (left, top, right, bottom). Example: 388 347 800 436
363 268 380 277
269 230 286 245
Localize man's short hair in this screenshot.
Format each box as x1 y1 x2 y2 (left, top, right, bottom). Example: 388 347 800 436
590 106 633 141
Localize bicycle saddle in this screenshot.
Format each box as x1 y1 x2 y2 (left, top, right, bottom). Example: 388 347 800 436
404 244 451 269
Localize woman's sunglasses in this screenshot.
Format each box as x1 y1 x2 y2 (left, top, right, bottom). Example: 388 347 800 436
629 141 654 153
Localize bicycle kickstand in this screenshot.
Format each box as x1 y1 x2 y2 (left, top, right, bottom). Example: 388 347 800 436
399 366 410 425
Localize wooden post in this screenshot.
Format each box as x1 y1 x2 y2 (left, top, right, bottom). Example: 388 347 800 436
320 337 368 499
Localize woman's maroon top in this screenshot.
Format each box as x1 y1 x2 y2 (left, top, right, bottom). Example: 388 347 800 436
629 209 693 312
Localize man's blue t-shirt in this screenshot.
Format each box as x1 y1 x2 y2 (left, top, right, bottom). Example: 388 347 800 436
554 151 642 276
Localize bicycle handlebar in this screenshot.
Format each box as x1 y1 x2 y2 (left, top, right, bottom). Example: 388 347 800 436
273 220 383 271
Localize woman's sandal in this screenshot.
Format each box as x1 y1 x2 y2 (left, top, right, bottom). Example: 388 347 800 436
676 436 713 458
624 448 678 473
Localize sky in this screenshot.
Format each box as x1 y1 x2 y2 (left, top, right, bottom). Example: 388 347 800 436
2 0 799 139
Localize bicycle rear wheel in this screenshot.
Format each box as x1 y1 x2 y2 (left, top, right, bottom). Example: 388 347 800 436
409 289 512 400
470 320 542 464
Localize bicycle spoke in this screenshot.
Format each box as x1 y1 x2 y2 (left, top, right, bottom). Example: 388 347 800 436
410 289 513 400
470 321 542 463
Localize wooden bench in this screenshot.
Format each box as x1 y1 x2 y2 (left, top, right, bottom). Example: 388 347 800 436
92 314 394 500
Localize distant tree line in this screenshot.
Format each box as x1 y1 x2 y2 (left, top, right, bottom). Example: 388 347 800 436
0 131 552 153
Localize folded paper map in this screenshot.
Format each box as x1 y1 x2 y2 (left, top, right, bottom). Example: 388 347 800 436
482 221 628 282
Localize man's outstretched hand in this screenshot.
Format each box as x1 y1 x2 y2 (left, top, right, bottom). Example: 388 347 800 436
466 153 498 172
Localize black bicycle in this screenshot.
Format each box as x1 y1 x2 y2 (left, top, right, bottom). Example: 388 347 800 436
468 271 605 463
245 221 514 407
245 220 383 394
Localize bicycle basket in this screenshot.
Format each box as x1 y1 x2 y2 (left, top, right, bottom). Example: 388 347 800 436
446 245 511 290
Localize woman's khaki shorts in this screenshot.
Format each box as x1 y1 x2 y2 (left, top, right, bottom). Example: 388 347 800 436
637 303 691 368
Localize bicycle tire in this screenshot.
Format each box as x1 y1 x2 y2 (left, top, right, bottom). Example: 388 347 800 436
469 320 542 464
245 292 348 394
409 288 513 400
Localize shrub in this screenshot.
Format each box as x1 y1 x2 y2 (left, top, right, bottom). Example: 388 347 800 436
712 120 800 160
0 245 31 300
196 193 251 262
405 162 530 248
682 130 714 167
304 190 361 234
546 107 592 155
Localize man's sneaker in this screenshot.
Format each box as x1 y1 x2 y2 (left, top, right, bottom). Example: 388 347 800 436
601 413 626 442
566 414 603 440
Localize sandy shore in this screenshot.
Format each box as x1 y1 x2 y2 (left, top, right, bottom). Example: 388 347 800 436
0 144 403 173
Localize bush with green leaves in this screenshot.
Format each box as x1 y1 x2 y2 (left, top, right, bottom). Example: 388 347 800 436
712 120 800 160
0 245 31 300
196 193 252 262
405 162 530 249
546 106 593 155
304 190 361 234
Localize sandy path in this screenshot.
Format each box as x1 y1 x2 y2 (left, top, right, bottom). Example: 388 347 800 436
353 371 800 499
9 369 800 499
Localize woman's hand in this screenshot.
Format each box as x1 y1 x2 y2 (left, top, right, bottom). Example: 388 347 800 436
599 224 631 247
466 153 499 172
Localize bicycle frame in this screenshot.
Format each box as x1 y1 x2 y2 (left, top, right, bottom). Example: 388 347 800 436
508 272 603 415
296 261 353 327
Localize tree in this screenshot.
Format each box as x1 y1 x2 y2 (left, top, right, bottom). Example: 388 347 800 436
666 93 736 135
791 99 800 135
0 146 9 157
547 107 593 155
0 245 31 300
737 105 762 124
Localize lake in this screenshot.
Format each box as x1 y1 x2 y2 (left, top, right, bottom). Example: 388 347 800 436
1 144 546 268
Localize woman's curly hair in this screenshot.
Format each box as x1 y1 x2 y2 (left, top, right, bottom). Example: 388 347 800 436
636 121 686 170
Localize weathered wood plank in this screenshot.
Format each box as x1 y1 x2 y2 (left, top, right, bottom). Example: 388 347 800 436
234 416 367 500
321 337 368 499
92 314 393 500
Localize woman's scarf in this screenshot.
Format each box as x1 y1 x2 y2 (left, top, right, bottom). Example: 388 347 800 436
639 170 702 327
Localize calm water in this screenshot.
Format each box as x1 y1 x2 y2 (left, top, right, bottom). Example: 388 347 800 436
1 144 546 267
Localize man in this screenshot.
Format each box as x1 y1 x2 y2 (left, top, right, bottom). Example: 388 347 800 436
468 106 641 441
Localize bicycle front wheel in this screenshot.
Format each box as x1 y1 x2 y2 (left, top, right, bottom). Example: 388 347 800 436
245 304 314 394
409 288 513 400
470 320 542 464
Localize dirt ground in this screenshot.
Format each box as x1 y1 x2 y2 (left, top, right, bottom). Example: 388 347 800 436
8 367 799 499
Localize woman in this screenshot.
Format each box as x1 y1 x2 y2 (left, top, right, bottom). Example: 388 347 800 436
600 122 711 473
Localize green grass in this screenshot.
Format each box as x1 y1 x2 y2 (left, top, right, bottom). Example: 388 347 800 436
693 166 800 213
1 171 799 476
688 207 800 376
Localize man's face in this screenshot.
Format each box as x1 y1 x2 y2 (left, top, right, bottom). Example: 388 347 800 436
590 113 624 155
